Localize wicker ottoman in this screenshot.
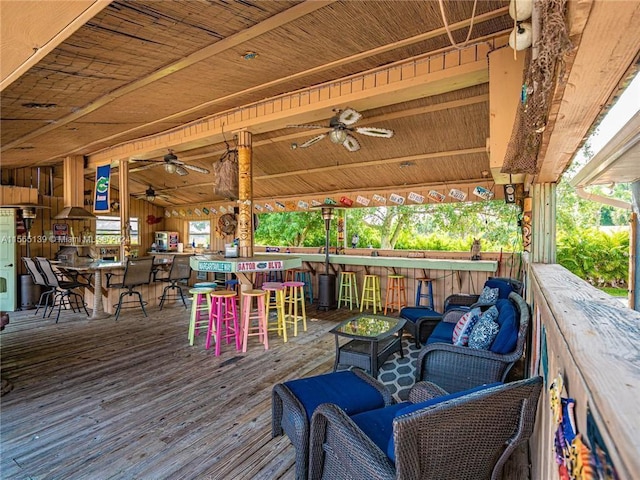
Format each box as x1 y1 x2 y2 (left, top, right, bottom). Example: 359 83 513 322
272 369 392 480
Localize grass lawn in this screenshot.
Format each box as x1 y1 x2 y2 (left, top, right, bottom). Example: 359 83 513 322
598 286 628 297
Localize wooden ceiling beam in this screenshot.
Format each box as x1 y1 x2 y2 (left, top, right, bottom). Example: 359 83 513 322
255 147 487 181
87 47 491 167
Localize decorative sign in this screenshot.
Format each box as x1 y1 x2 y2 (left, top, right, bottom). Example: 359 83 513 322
339 196 353 207
187 209 193 216
194 208 202 216
265 247 280 252
237 260 284 272
210 207 217 214
473 186 494 200
356 195 370 206
389 193 405 205
428 190 446 203
265 203 274 212
172 210 179 217
179 209 186 217
93 164 111 213
311 199 322 207
53 223 69 243
202 207 210 215
196 261 232 272
165 210 172 218
275 201 286 210
448 188 467 201
324 197 337 205
219 206 227 214
254 204 263 211
297 200 309 209
372 194 386 204
408 192 424 204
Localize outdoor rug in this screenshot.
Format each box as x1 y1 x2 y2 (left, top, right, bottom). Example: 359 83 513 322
377 339 420 402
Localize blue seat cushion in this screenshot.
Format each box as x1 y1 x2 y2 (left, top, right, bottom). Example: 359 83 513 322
400 307 442 324
425 321 456 345
490 299 519 354
284 371 386 421
485 278 515 299
351 402 410 456
387 382 502 462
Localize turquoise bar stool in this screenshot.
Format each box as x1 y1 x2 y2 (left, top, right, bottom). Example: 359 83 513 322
294 269 313 304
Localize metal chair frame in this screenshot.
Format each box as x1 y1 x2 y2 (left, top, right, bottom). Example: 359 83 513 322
107 256 155 320
156 255 191 310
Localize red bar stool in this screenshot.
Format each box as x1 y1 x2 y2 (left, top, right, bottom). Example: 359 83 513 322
188 286 214 346
241 289 268 352
283 281 307 336
384 274 407 315
262 282 287 343
360 274 382 314
206 290 240 356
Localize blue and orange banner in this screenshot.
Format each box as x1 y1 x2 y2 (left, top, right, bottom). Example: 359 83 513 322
94 164 111 212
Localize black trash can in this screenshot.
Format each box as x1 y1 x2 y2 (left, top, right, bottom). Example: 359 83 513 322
20 274 41 310
317 274 337 311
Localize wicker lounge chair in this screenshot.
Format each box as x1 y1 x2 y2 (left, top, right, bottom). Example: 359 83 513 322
415 292 530 393
308 377 543 480
272 369 393 480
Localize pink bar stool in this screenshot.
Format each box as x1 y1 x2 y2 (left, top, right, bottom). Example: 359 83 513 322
241 289 268 352
262 282 287 343
283 281 307 337
206 290 240 356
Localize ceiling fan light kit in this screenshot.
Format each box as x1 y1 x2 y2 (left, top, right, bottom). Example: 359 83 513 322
165 163 177 174
287 107 393 152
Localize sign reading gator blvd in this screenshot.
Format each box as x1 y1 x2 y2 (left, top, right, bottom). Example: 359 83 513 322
237 260 283 272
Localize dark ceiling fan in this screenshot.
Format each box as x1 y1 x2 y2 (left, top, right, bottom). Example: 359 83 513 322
287 107 394 152
131 150 210 176
132 186 171 203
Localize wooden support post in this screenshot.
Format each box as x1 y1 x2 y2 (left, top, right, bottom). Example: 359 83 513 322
236 130 253 258
531 183 556 264
118 159 130 261
62 156 84 208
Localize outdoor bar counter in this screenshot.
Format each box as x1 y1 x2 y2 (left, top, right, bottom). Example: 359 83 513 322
260 250 502 310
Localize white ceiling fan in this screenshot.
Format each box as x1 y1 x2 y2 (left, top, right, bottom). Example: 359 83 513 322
288 107 394 152
131 150 210 176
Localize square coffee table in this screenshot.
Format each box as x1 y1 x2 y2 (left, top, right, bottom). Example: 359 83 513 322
330 314 406 375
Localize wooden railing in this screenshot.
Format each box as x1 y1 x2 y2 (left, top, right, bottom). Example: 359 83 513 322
528 264 639 479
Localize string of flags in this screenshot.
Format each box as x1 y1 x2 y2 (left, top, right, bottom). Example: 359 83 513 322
162 184 498 217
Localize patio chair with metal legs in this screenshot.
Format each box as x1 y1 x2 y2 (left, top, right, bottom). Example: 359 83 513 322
107 256 155 320
22 257 56 317
34 257 89 323
156 255 192 310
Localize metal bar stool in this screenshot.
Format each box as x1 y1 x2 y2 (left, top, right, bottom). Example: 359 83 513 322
384 274 407 315
415 277 435 309
360 274 382 314
262 282 287 343
241 289 268 352
337 271 359 310
283 281 307 337
188 286 214 346
207 290 240 356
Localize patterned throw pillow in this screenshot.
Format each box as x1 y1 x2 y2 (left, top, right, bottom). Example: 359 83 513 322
468 306 500 350
476 286 500 305
452 308 481 346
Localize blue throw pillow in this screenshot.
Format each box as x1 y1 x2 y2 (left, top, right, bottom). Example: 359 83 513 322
284 371 386 420
485 278 515 299
468 309 500 350
490 299 519 354
387 382 502 462
476 286 499 306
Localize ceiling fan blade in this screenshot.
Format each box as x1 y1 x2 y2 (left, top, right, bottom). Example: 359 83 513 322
355 126 394 138
338 108 362 126
343 135 361 152
129 163 160 173
300 134 326 148
175 166 189 176
286 124 327 130
182 163 210 174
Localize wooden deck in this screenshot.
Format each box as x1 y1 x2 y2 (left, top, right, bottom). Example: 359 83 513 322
1 300 530 479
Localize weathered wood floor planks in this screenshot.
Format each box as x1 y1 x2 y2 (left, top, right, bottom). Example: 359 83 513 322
1 303 342 479
1 302 529 479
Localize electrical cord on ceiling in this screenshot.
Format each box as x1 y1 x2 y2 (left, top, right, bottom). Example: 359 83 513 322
438 0 478 50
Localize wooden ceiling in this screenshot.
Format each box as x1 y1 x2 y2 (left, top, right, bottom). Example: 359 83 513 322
1 0 639 207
